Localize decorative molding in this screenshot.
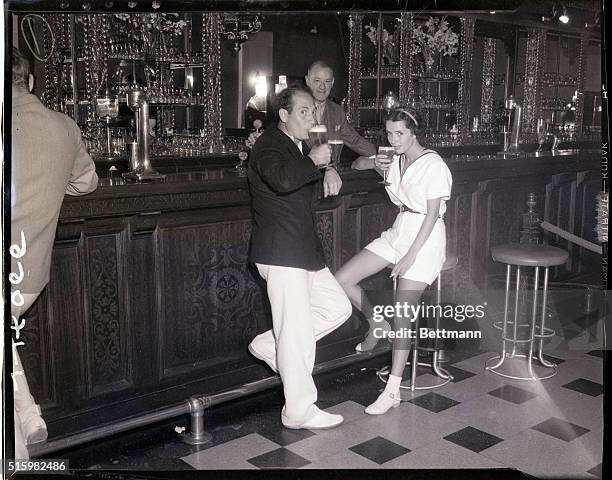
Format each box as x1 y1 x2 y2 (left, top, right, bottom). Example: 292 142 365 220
480 38 496 128
522 28 546 134
398 12 414 106
574 34 587 132
346 14 363 124
458 17 475 144
201 13 223 148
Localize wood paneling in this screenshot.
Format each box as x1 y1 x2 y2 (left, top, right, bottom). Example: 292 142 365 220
18 154 599 437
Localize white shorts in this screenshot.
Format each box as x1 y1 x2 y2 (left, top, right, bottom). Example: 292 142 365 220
365 211 446 285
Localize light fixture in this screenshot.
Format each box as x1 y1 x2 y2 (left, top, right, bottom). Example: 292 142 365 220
489 11 496 14
542 4 570 24
152 0 161 9
220 14 262 52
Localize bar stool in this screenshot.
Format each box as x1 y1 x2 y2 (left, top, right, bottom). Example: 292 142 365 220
377 254 458 391
486 243 568 381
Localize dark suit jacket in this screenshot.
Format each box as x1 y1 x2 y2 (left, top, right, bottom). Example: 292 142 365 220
312 100 376 157
248 125 326 270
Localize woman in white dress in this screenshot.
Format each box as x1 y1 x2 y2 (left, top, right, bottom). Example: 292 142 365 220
336 107 452 415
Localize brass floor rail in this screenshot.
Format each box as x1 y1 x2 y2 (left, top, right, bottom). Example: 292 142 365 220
29 347 390 456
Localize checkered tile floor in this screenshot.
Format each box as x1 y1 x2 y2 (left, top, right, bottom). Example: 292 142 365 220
58 348 604 478
176 349 603 477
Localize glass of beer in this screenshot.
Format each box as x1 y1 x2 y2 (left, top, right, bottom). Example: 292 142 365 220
328 139 344 167
309 125 329 168
377 146 395 186
308 125 328 147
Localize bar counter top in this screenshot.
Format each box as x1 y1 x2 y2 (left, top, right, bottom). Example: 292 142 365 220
62 148 600 220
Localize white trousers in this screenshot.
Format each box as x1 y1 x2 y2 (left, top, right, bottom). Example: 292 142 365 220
251 264 352 424
12 293 47 459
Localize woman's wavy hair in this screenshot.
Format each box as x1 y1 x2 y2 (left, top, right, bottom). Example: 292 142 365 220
385 107 425 140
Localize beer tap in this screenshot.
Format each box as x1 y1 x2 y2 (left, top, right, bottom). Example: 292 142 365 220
123 84 165 182
502 96 522 156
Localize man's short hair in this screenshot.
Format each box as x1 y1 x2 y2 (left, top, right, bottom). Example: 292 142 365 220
12 47 30 88
307 60 334 77
272 85 313 118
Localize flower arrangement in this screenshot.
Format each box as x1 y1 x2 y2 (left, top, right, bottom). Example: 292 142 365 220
114 13 189 37
364 23 399 65
411 16 459 70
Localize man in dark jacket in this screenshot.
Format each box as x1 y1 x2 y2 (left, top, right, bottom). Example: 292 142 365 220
247 86 352 430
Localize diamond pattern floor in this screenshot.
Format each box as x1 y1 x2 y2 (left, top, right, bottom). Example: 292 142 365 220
55 348 604 478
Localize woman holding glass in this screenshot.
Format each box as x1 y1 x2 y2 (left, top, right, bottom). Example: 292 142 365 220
335 107 452 415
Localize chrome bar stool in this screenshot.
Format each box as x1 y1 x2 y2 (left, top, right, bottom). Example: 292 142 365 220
377 254 458 391
486 243 568 381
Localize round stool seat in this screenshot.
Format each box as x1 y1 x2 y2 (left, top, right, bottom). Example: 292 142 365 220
491 243 568 267
442 254 458 271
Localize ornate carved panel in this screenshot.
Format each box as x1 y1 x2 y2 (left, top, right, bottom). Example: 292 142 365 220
159 220 266 376
85 232 131 396
17 289 55 407
316 211 336 271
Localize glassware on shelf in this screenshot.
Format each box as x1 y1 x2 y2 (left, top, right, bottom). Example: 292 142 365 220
536 118 547 152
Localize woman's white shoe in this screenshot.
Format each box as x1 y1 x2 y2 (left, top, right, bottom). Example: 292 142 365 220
365 391 402 415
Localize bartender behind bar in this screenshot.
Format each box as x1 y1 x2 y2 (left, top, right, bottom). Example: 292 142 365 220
10 47 98 459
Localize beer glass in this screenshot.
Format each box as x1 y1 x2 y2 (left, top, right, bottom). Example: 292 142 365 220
309 125 329 168
377 146 395 186
308 125 328 147
328 139 344 167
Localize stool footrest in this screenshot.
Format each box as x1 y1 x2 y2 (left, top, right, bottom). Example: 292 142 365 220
485 354 557 381
376 362 453 391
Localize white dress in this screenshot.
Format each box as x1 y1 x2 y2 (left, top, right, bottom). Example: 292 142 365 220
365 150 453 284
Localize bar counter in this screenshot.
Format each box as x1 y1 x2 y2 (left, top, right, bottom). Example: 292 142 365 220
21 149 601 440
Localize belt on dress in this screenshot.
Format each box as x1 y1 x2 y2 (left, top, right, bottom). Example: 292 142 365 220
398 205 425 214
398 204 442 218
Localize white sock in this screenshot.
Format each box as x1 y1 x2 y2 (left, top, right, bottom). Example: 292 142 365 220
385 374 402 394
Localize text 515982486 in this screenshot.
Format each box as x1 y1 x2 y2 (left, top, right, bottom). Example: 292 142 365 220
3 459 69 474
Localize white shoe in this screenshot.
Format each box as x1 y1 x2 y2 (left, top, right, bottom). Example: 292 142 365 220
355 320 392 352
282 407 344 430
248 343 278 373
365 391 401 415
21 414 48 445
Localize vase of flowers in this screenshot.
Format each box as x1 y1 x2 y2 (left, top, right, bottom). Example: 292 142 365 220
411 16 459 75
365 23 400 66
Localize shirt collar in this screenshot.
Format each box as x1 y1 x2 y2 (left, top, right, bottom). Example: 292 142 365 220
279 127 303 153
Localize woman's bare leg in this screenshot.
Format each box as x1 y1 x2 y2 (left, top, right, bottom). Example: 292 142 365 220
335 249 390 310
390 278 428 378
336 249 391 351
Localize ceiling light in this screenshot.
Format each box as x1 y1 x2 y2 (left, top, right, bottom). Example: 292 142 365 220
558 8 569 23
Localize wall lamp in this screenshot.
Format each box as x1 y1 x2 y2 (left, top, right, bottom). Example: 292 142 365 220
542 4 570 24
220 14 262 51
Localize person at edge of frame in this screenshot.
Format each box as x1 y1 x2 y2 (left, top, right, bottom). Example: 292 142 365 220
10 46 99 458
